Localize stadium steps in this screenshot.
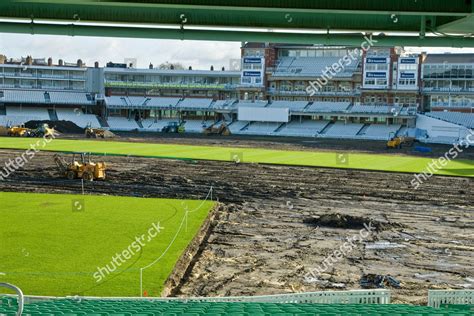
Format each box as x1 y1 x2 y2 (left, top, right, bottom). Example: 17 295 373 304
396 126 408 137
303 101 313 111
0 298 472 315
274 122 287 132
319 121 335 135
97 116 109 128
136 120 144 128
357 123 371 136
48 109 58 121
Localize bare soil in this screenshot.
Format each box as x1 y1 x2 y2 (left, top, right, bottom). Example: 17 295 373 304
0 137 472 304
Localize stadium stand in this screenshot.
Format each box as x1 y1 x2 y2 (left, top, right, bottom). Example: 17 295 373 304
211 99 238 109
49 92 93 105
1 90 46 104
55 108 101 128
228 120 250 133
146 97 181 108
357 124 402 140
140 119 178 131
322 121 365 138
184 120 215 133
178 98 213 109
425 112 474 129
106 116 139 131
238 122 282 135
306 101 351 113
268 100 310 112
0 106 50 126
350 104 401 115
277 120 330 137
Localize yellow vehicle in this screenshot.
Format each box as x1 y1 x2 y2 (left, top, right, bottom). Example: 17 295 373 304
32 123 56 138
387 133 415 149
54 153 106 181
7 126 33 137
203 123 231 136
85 127 106 138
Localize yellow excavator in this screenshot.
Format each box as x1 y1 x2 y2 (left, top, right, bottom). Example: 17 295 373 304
85 127 106 138
203 123 231 136
7 125 33 137
54 153 106 181
387 132 415 149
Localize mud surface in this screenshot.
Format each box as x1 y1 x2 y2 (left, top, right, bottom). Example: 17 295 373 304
0 146 473 304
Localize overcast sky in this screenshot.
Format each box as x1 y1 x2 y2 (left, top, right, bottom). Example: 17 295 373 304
1 33 473 69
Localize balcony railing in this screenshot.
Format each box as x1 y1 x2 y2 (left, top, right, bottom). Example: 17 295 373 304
423 87 474 93
268 89 361 96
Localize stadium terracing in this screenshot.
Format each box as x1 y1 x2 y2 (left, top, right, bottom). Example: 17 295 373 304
0 44 473 144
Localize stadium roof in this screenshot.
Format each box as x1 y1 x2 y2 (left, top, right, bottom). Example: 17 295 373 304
0 1 473 47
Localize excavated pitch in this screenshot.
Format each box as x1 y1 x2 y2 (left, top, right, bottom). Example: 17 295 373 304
0 149 472 304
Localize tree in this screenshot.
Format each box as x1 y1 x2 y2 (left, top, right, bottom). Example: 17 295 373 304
158 62 185 70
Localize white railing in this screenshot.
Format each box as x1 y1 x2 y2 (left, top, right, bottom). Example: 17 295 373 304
4 289 391 305
428 290 474 308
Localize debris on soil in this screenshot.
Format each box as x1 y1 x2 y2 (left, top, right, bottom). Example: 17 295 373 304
365 241 407 250
303 213 399 232
25 120 84 134
360 274 401 289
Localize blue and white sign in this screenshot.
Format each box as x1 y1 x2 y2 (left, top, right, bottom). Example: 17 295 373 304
400 72 415 79
243 57 262 64
400 58 417 64
241 56 265 86
366 57 388 64
366 72 387 78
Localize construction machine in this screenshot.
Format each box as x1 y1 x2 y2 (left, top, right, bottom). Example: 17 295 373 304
32 123 56 138
203 123 231 136
7 126 33 137
386 133 415 149
85 127 106 138
54 153 106 181
161 121 185 133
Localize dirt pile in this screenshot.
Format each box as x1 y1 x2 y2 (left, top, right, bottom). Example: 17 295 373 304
25 120 84 134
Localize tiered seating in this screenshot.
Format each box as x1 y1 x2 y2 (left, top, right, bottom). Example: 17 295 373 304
425 112 474 129
146 97 181 108
127 96 147 106
0 106 49 125
228 120 250 133
239 122 281 135
306 101 351 113
268 101 309 112
184 120 215 133
323 122 364 138
105 96 130 107
178 98 213 109
140 119 178 131
106 116 139 131
0 297 469 315
49 92 92 105
56 108 101 128
1 90 46 103
278 120 330 137
351 105 401 114
211 99 238 109
357 124 402 140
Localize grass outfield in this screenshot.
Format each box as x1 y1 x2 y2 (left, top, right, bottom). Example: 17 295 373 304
0 192 214 297
0 137 473 177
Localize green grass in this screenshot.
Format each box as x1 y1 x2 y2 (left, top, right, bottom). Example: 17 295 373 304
0 137 473 177
0 192 214 297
